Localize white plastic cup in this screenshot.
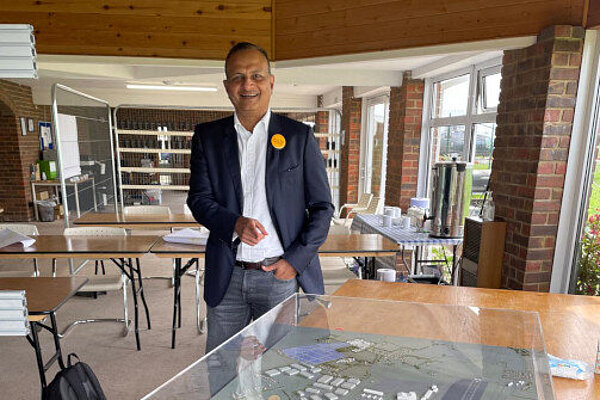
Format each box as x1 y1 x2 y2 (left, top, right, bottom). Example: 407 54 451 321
382 215 392 227
377 268 397 282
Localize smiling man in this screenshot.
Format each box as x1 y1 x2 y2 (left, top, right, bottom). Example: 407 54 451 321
187 42 334 352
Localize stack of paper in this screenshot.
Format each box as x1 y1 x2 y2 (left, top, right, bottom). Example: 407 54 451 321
163 228 208 246
0 229 36 249
0 290 29 336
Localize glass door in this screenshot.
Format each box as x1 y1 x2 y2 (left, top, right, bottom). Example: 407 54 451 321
359 97 389 200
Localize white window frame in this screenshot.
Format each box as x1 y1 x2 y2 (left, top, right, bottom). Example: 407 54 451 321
417 58 502 198
551 30 600 293
358 94 390 200
478 66 502 113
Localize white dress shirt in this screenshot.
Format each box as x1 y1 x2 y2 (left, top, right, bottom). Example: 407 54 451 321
234 109 284 262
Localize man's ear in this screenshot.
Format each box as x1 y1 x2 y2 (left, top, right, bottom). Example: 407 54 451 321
270 74 275 90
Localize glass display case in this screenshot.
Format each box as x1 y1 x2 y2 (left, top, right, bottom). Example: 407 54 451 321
143 294 554 400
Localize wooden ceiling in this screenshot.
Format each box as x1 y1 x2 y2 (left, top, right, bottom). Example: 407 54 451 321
0 0 593 61
274 0 588 60
0 0 272 59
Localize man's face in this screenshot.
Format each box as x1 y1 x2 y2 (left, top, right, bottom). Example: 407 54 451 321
223 49 274 115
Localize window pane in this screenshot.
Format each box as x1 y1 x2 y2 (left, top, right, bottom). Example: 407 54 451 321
432 125 466 162
364 103 387 196
575 139 600 294
433 74 470 118
482 72 501 111
472 123 495 191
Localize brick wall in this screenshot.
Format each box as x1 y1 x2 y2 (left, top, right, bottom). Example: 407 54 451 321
339 87 362 212
315 110 329 151
491 25 584 291
0 80 50 221
385 75 425 210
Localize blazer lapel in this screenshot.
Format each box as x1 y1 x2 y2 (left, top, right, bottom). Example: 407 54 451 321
222 120 243 212
265 114 280 213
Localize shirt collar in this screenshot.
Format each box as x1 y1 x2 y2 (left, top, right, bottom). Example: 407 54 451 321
233 109 271 135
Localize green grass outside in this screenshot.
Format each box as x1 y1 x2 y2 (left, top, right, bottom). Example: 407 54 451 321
472 163 492 170
588 167 600 217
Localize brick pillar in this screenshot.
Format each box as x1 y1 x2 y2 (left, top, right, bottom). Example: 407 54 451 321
0 80 49 221
339 87 362 213
315 110 329 153
491 25 584 291
385 74 425 210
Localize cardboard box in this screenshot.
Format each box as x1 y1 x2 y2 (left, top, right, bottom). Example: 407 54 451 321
37 160 57 180
38 191 49 200
54 204 64 218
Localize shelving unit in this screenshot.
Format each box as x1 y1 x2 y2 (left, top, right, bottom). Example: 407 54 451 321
120 148 191 154
113 106 342 210
114 126 192 206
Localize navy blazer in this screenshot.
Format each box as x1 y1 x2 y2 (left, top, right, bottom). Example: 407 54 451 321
187 114 334 307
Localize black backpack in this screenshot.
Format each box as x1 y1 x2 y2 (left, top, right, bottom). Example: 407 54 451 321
43 353 107 400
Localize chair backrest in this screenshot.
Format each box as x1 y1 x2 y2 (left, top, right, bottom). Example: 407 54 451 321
364 196 382 214
356 193 373 209
63 227 127 236
0 224 38 236
124 205 171 216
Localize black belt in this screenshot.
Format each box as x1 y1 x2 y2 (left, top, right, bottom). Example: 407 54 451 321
235 256 281 270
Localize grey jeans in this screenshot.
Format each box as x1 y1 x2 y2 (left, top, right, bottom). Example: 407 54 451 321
205 265 298 353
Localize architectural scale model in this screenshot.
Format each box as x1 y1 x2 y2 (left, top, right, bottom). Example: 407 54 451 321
209 327 545 400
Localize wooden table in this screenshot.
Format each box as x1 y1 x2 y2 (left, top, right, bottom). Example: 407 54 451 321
0 235 159 350
0 277 88 392
334 279 600 400
149 234 399 348
74 212 201 229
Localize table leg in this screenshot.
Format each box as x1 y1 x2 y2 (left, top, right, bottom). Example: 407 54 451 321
178 280 182 329
74 183 81 218
49 313 65 370
92 178 98 212
172 258 181 349
31 182 39 221
357 258 363 279
195 259 205 334
401 245 411 275
135 258 151 329
451 245 458 285
28 321 47 391
126 258 141 351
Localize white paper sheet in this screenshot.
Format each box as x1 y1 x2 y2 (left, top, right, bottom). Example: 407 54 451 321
163 228 208 246
57 113 81 179
0 229 36 249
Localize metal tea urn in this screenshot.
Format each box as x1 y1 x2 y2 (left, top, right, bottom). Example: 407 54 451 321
428 159 470 238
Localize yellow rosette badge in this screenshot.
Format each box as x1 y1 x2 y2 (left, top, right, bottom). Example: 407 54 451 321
271 133 286 150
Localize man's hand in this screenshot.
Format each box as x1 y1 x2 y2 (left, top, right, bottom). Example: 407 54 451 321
235 217 268 246
262 259 297 281
239 335 266 361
